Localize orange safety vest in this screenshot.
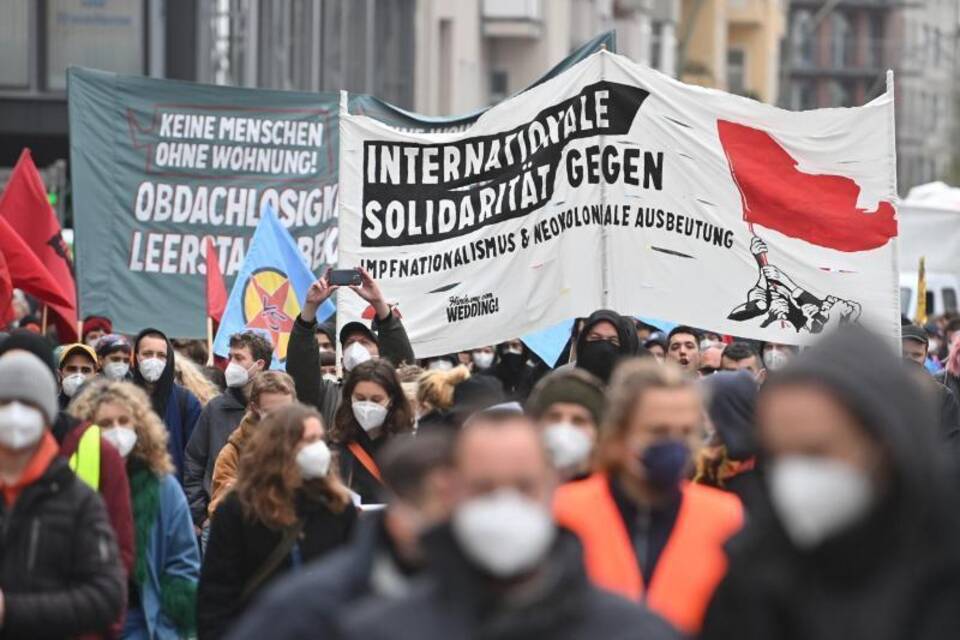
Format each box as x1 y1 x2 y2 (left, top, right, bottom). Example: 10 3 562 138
554 473 743 635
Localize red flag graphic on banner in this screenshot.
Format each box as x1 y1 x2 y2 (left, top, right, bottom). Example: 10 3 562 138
0 149 78 339
0 217 72 310
206 238 227 323
717 120 897 252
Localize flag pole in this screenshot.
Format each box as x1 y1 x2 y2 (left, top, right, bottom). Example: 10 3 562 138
206 316 214 366
41 305 48 335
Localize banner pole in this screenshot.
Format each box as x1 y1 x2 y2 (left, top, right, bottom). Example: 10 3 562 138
76 318 82 340
206 316 214 366
41 305 48 335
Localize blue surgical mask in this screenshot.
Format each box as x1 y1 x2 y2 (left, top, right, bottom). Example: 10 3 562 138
640 440 690 490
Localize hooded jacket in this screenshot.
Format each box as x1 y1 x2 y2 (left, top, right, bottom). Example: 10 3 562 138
338 525 680 640
702 327 960 640
573 310 642 383
132 328 203 481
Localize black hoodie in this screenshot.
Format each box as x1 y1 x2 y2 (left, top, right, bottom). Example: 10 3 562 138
574 310 643 383
131 327 202 479
702 327 960 640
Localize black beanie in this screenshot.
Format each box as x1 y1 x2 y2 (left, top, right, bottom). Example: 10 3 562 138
0 329 57 374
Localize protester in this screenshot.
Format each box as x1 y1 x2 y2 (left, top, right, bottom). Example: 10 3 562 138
759 341 796 372
701 327 960 639
421 353 459 372
198 403 356 639
57 342 99 406
489 339 539 399
720 341 763 376
699 344 724 376
395 363 423 411
339 411 679 640
184 330 272 529
70 378 201 639
132 328 203 481
902 324 960 449
694 371 761 509
0 352 125 637
448 370 507 426
573 309 641 383
936 332 960 400
330 359 415 503
208 371 297 517
315 321 336 354
287 268 415 428
97 333 134 381
226 432 457 640
82 315 113 347
470 345 496 372
175 355 222 406
665 325 702 374
526 368 606 481
171 338 210 368
644 333 667 363
554 359 743 636
59 343 97 395
415 365 471 433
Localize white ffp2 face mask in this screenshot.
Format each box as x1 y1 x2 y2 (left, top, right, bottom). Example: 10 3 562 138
352 401 388 433
452 489 555 578
296 440 332 479
472 351 495 370
103 362 130 381
224 362 252 388
343 342 372 372
768 455 876 549
61 373 88 398
101 427 138 458
0 402 46 450
543 422 593 473
763 349 789 371
139 357 166 383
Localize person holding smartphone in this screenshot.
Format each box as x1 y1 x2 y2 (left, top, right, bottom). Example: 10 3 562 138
287 267 415 430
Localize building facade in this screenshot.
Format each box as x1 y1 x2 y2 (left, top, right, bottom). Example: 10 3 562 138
782 0 959 194
679 0 786 103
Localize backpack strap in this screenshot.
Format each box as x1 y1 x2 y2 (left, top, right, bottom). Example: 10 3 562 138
240 520 304 602
347 441 382 483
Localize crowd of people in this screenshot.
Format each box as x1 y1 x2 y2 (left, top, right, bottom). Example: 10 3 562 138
2 269 960 639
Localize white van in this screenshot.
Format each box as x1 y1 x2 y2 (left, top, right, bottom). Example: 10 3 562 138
899 272 960 320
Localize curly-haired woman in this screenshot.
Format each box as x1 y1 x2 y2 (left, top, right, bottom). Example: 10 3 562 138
330 359 415 504
70 379 200 640
197 403 356 639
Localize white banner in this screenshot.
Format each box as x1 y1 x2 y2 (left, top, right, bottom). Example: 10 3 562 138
338 51 900 358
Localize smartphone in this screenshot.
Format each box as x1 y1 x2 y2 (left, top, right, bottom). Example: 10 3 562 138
329 269 362 287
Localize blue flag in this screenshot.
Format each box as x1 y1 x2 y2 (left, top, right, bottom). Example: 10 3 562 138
213 207 334 369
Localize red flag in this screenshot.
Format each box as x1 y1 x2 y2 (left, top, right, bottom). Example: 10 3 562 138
0 217 72 309
206 238 227 323
0 249 13 326
717 120 897 252
0 149 78 339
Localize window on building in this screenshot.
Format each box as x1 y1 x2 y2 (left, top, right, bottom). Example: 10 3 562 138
0 2 30 87
490 70 509 105
829 80 852 107
943 288 957 313
727 48 747 96
791 10 815 68
46 0 146 91
790 79 816 110
831 13 854 68
651 22 662 72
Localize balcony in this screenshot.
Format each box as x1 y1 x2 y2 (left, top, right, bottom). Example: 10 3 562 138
482 0 543 38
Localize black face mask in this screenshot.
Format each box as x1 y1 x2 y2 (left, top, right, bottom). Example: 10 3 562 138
577 340 621 383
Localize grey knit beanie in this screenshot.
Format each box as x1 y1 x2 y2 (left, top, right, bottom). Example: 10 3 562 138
0 352 58 424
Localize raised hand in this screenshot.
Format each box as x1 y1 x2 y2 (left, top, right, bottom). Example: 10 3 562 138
349 267 390 320
302 269 338 322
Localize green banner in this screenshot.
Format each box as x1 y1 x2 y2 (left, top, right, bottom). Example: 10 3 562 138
68 32 615 338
